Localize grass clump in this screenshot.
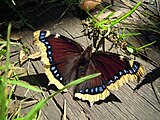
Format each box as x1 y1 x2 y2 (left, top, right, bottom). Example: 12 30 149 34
83 1 156 54
0 23 41 119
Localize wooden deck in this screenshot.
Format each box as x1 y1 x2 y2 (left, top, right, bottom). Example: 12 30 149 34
9 1 160 120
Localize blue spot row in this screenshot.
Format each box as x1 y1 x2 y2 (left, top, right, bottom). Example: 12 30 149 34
106 62 140 86
39 31 64 85
39 31 53 64
50 65 64 84
39 30 46 40
77 85 106 94
76 62 140 94
132 62 139 73
107 79 114 85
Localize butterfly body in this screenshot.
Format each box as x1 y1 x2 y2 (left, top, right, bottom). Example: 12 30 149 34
34 30 144 105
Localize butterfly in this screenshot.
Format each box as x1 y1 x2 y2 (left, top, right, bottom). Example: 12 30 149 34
33 30 144 105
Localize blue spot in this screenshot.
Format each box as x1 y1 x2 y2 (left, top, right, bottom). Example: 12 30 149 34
108 79 113 85
54 70 58 74
51 66 55 71
49 56 52 61
129 69 133 74
48 46 51 49
85 89 89 93
41 39 45 42
132 67 137 73
59 77 63 81
63 81 66 85
119 71 123 76
56 73 59 77
79 90 83 93
99 86 103 92
40 35 45 39
48 51 52 55
91 88 94 93
45 41 49 45
95 87 98 93
114 75 119 80
40 32 45 36
124 69 128 74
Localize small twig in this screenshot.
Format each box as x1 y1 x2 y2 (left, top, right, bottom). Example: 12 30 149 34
63 99 67 120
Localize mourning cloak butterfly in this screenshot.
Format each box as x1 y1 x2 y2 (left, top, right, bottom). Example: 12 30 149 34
33 30 144 105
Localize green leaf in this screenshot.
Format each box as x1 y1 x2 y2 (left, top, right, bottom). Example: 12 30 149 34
0 49 6 59
126 46 134 53
8 80 43 92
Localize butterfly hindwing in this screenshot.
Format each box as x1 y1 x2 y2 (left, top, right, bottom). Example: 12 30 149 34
75 51 144 104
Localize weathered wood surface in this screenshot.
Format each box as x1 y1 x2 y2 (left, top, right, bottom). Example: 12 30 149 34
9 1 160 120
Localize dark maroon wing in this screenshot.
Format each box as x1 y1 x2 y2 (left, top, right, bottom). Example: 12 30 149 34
34 30 84 89
75 51 144 105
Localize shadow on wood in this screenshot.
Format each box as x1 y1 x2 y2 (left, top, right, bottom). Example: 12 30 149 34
19 73 58 91
134 67 160 90
74 93 122 106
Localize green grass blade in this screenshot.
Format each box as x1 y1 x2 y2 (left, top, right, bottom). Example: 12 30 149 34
24 99 47 120
98 19 110 26
14 118 25 120
0 22 11 120
48 73 101 100
96 5 112 17
0 41 22 46
127 40 156 52
24 73 100 119
105 11 116 19
124 32 141 37
136 41 156 50
8 79 43 92
4 23 11 86
110 1 142 27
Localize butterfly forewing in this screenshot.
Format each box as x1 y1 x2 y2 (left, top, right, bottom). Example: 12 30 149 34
34 30 84 89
